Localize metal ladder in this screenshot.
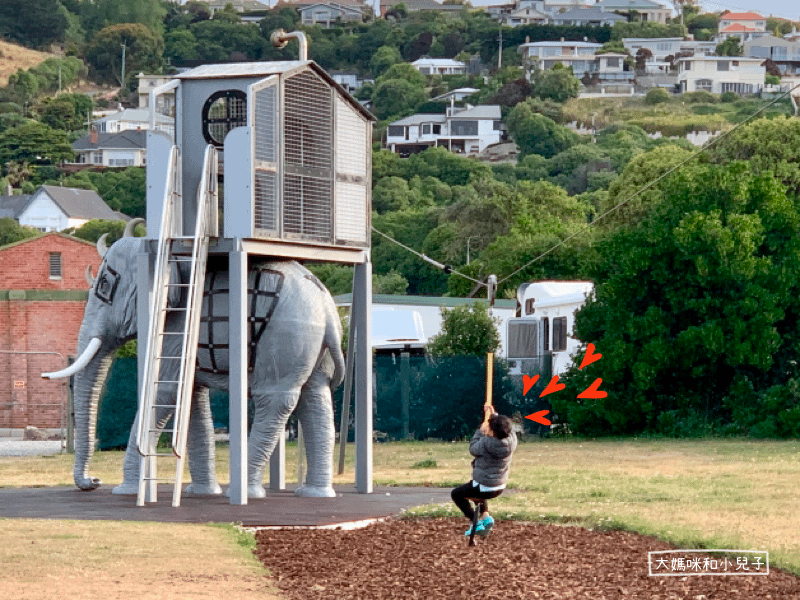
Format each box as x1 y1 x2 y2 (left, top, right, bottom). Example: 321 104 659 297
136 145 218 507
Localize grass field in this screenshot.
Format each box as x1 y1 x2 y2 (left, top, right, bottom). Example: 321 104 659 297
0 40 52 87
2 437 800 590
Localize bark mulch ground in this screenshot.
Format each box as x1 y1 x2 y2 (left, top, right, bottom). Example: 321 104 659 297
254 518 800 599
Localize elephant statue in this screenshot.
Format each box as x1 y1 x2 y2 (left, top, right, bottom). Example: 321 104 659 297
44 222 345 499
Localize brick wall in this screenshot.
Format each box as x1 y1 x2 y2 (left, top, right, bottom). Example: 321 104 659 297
0 234 101 429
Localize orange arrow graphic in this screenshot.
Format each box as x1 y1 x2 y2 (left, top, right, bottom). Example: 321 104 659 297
579 343 602 370
525 410 552 426
523 374 540 396
577 378 607 399
539 375 565 398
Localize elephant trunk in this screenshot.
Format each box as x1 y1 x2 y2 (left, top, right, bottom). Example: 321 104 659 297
71 335 115 491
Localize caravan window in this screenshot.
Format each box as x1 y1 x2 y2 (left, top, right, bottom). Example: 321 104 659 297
553 317 567 352
525 298 535 315
507 320 540 358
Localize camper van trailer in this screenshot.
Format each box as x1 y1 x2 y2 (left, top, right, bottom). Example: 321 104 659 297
507 281 594 377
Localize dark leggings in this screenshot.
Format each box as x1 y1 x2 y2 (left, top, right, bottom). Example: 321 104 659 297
451 481 503 521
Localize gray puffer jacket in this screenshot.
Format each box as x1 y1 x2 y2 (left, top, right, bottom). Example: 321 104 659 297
469 429 517 488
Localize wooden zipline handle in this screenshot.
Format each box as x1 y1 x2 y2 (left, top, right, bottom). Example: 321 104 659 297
483 352 494 424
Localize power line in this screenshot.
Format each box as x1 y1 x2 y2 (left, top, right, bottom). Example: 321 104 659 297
495 82 800 286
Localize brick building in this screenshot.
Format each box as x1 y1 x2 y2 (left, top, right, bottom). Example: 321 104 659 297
0 233 100 432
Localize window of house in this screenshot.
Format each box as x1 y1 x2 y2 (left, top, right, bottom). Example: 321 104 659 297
387 126 404 137
450 120 478 136
422 124 431 135
433 124 441 134
696 78 713 91
49 252 62 279
493 120 501 131
717 61 730 71
542 317 550 352
606 57 620 68
552 316 567 352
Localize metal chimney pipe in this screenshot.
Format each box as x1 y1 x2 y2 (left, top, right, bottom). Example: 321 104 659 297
270 29 308 61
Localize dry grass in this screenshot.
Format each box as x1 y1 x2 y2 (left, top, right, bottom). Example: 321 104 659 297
0 519 280 599
0 40 53 87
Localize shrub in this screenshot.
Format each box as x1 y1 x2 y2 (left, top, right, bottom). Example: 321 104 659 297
720 91 737 103
645 88 670 105
683 91 718 104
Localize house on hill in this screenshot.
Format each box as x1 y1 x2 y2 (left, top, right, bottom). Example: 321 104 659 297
11 185 125 233
717 12 768 44
71 130 147 168
0 233 101 433
385 104 503 157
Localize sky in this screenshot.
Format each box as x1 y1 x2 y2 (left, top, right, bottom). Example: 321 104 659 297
457 0 799 22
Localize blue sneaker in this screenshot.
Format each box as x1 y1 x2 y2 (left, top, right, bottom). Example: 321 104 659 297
476 515 494 536
464 521 486 536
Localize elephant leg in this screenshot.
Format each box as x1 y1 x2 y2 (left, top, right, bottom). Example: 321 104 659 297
294 368 336 498
246 388 301 499
184 387 223 496
112 395 175 495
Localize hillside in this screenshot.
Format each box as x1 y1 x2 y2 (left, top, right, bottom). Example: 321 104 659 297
0 40 53 87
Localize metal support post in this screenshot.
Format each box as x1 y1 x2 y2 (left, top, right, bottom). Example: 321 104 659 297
228 247 248 504
137 250 157 502
353 261 373 494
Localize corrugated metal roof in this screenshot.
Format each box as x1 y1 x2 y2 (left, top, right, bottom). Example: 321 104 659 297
176 61 309 80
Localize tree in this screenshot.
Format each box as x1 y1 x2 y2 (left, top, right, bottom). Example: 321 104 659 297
60 167 146 217
0 0 69 47
716 37 742 57
190 20 266 62
427 303 500 357
371 79 427 120
164 29 199 63
39 94 91 132
635 48 653 72
0 121 73 166
554 163 800 436
85 24 164 87
0 218 39 247
370 45 404 77
82 0 166 37
506 101 581 159
531 65 580 103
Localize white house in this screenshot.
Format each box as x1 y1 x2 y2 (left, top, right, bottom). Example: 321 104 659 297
507 280 594 376
137 74 175 115
518 40 602 75
622 38 717 63
411 58 467 76
335 294 517 357
14 186 124 233
551 6 625 27
71 130 147 168
677 55 765 94
386 104 503 157
299 1 367 27
717 11 768 44
431 87 480 102
595 0 671 24
92 108 174 138
499 5 550 26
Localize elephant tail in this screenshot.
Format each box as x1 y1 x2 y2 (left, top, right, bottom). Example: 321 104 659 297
325 308 346 389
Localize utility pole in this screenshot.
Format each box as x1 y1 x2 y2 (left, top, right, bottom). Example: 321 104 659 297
497 28 503 70
120 43 127 94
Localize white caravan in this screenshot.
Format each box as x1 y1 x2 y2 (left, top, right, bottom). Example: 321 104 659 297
507 280 594 376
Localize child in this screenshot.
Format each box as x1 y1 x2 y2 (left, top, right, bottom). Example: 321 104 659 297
451 406 517 537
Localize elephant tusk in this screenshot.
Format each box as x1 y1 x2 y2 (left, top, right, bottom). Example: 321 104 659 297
85 265 95 287
124 218 145 238
96 234 109 258
42 338 102 379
